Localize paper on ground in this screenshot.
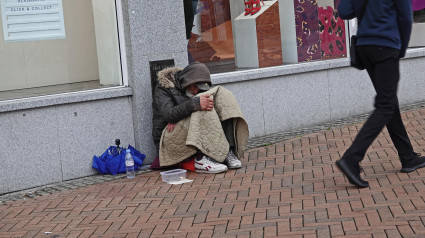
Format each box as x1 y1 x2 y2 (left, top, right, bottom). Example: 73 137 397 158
167 179 193 185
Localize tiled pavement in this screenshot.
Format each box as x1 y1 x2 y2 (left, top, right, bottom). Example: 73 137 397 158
1 104 425 237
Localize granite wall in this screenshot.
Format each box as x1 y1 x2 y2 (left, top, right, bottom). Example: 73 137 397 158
0 96 135 194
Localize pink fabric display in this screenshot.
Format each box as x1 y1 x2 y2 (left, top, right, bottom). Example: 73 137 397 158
413 0 425 11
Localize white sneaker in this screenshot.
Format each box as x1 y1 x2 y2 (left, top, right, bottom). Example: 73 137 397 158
225 150 242 169
195 156 228 173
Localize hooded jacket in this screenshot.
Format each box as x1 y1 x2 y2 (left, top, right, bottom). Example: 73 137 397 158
338 0 412 58
152 62 212 149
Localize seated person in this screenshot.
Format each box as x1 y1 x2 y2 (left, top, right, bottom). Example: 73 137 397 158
152 62 246 173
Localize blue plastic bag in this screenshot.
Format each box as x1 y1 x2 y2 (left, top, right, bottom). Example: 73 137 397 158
92 145 145 175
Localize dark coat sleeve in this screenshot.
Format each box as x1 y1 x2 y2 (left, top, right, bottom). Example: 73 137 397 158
154 87 201 123
337 0 355 20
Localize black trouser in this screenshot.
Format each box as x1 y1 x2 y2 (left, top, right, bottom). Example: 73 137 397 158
341 46 415 166
221 119 236 149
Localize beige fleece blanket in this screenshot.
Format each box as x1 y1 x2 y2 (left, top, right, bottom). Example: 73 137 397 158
159 86 249 167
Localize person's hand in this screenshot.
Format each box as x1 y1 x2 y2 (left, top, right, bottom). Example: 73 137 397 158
167 122 176 132
199 94 214 111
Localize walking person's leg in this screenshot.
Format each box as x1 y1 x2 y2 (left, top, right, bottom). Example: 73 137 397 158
365 49 425 172
390 108 425 172
380 91 425 172
385 106 415 160
383 92 425 172
336 46 402 188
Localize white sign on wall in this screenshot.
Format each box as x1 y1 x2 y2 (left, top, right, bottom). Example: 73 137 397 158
1 0 66 42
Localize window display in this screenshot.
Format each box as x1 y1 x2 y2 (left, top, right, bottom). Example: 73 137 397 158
184 0 349 73
233 0 282 68
414 10 425 23
294 0 320 62
410 0 425 47
185 0 234 66
318 0 347 59
244 0 264 15
413 1 425 23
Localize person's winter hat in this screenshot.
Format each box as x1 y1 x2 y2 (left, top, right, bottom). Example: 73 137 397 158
178 62 212 90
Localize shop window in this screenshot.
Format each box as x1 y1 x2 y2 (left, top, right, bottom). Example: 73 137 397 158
0 0 123 101
414 9 425 23
410 1 425 48
184 0 349 74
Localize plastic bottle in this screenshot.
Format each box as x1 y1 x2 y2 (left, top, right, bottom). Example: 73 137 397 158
125 149 135 178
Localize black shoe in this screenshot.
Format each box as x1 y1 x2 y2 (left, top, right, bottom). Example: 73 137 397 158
335 159 369 188
400 153 425 173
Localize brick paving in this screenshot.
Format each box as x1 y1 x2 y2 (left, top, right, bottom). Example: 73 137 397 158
1 104 425 237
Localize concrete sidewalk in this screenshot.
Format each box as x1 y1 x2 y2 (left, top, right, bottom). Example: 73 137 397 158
1 104 425 237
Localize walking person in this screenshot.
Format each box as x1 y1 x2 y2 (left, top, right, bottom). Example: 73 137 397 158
335 0 425 188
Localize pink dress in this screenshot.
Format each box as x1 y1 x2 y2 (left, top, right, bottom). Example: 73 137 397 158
413 0 425 11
